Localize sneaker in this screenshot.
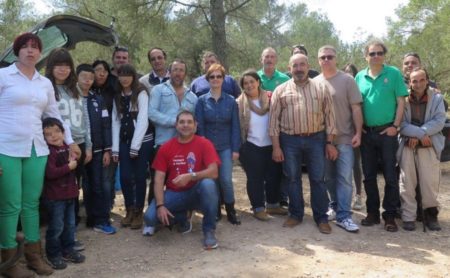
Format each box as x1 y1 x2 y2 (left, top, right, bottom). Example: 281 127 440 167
203 230 218 250
48 256 67 270
73 240 85 251
63 251 85 263
353 194 363 210
178 212 193 234
327 208 336 221
142 225 155 236
266 207 288 215
336 218 359 233
94 224 117 235
279 200 289 208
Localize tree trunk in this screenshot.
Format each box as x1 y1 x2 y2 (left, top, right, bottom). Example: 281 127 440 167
210 0 228 69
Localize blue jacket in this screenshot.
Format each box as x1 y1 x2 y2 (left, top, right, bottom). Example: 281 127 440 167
195 92 241 152
148 80 198 145
190 74 241 98
85 91 112 153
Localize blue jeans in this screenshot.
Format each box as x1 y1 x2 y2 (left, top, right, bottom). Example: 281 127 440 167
119 140 153 209
103 160 118 209
44 199 76 258
144 179 219 233
280 132 329 224
239 141 281 211
217 149 235 204
325 144 354 221
84 151 111 225
360 131 399 218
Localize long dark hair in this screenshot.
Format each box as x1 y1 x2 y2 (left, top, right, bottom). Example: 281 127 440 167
342 63 358 77
240 69 263 95
114 64 146 114
45 48 79 100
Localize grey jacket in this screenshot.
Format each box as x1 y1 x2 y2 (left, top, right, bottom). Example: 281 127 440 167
397 88 446 161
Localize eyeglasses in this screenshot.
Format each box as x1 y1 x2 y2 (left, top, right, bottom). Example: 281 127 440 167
319 55 335 61
368 51 384 57
150 56 164 62
208 75 223 80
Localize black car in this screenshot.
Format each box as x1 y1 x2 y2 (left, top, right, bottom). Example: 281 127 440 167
0 14 118 69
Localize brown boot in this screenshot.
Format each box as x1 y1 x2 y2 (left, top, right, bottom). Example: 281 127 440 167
130 208 143 229
24 241 53 276
1 248 35 278
121 206 134 227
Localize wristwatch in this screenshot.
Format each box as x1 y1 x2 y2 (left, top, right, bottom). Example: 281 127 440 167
391 123 400 131
190 172 197 180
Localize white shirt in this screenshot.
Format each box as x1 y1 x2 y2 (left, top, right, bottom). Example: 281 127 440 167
0 63 74 157
247 99 272 147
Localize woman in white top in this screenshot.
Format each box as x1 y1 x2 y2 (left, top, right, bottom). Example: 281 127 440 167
0 33 78 277
111 64 153 229
237 69 286 221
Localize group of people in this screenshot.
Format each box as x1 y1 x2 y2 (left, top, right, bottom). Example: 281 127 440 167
0 30 445 277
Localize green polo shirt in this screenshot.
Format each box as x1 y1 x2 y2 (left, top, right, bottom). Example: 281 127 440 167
355 65 408 127
257 69 290 92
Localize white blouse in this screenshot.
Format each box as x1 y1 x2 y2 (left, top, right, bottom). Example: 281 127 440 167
247 99 272 147
0 63 74 157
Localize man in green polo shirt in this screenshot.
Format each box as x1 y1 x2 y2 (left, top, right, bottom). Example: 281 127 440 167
257 47 290 92
257 47 290 209
355 39 408 233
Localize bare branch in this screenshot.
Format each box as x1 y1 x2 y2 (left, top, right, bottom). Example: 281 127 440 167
224 0 252 15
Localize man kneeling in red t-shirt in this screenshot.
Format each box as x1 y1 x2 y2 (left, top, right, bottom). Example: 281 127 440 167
143 110 221 249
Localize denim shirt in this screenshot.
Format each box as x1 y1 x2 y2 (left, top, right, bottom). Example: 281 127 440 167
148 80 198 145
195 92 241 152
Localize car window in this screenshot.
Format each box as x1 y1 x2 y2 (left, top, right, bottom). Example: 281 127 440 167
2 26 67 65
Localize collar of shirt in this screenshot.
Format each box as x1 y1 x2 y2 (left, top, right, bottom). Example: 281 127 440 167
206 91 224 101
9 63 41 81
150 70 170 81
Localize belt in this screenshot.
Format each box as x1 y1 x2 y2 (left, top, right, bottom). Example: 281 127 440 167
292 131 322 137
363 123 393 133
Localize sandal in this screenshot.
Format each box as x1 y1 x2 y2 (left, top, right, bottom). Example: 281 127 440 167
384 217 398 232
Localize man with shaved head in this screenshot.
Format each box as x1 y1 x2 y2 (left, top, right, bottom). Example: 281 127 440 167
269 53 337 234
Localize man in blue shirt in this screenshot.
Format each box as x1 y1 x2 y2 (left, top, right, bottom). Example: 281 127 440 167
190 51 241 98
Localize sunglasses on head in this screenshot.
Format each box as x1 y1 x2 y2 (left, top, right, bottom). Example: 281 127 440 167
319 55 335 61
368 51 384 57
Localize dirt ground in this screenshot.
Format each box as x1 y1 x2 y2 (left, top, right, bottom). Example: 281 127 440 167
47 162 450 278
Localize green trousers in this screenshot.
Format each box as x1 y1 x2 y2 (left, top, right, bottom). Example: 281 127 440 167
0 146 47 249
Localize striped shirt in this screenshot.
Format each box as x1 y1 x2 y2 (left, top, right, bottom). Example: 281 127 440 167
269 78 336 136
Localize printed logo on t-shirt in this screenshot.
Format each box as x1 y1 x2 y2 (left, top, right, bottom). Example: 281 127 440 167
187 152 196 173
172 152 196 175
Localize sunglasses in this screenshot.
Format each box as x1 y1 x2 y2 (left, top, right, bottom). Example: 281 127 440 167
319 55 335 61
208 75 223 80
368 51 384 57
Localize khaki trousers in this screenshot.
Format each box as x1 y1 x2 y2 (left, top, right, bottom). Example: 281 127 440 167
399 147 440 221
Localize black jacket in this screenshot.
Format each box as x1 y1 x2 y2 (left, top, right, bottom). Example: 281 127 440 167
85 91 112 153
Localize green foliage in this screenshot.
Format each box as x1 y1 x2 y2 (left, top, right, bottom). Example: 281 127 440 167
387 0 450 94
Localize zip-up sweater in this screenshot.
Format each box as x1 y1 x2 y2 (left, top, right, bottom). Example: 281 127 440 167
85 91 112 153
56 85 92 150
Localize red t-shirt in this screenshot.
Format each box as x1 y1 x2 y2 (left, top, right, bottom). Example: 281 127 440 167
152 135 221 192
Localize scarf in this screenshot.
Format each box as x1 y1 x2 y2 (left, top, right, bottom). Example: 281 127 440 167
237 89 270 143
